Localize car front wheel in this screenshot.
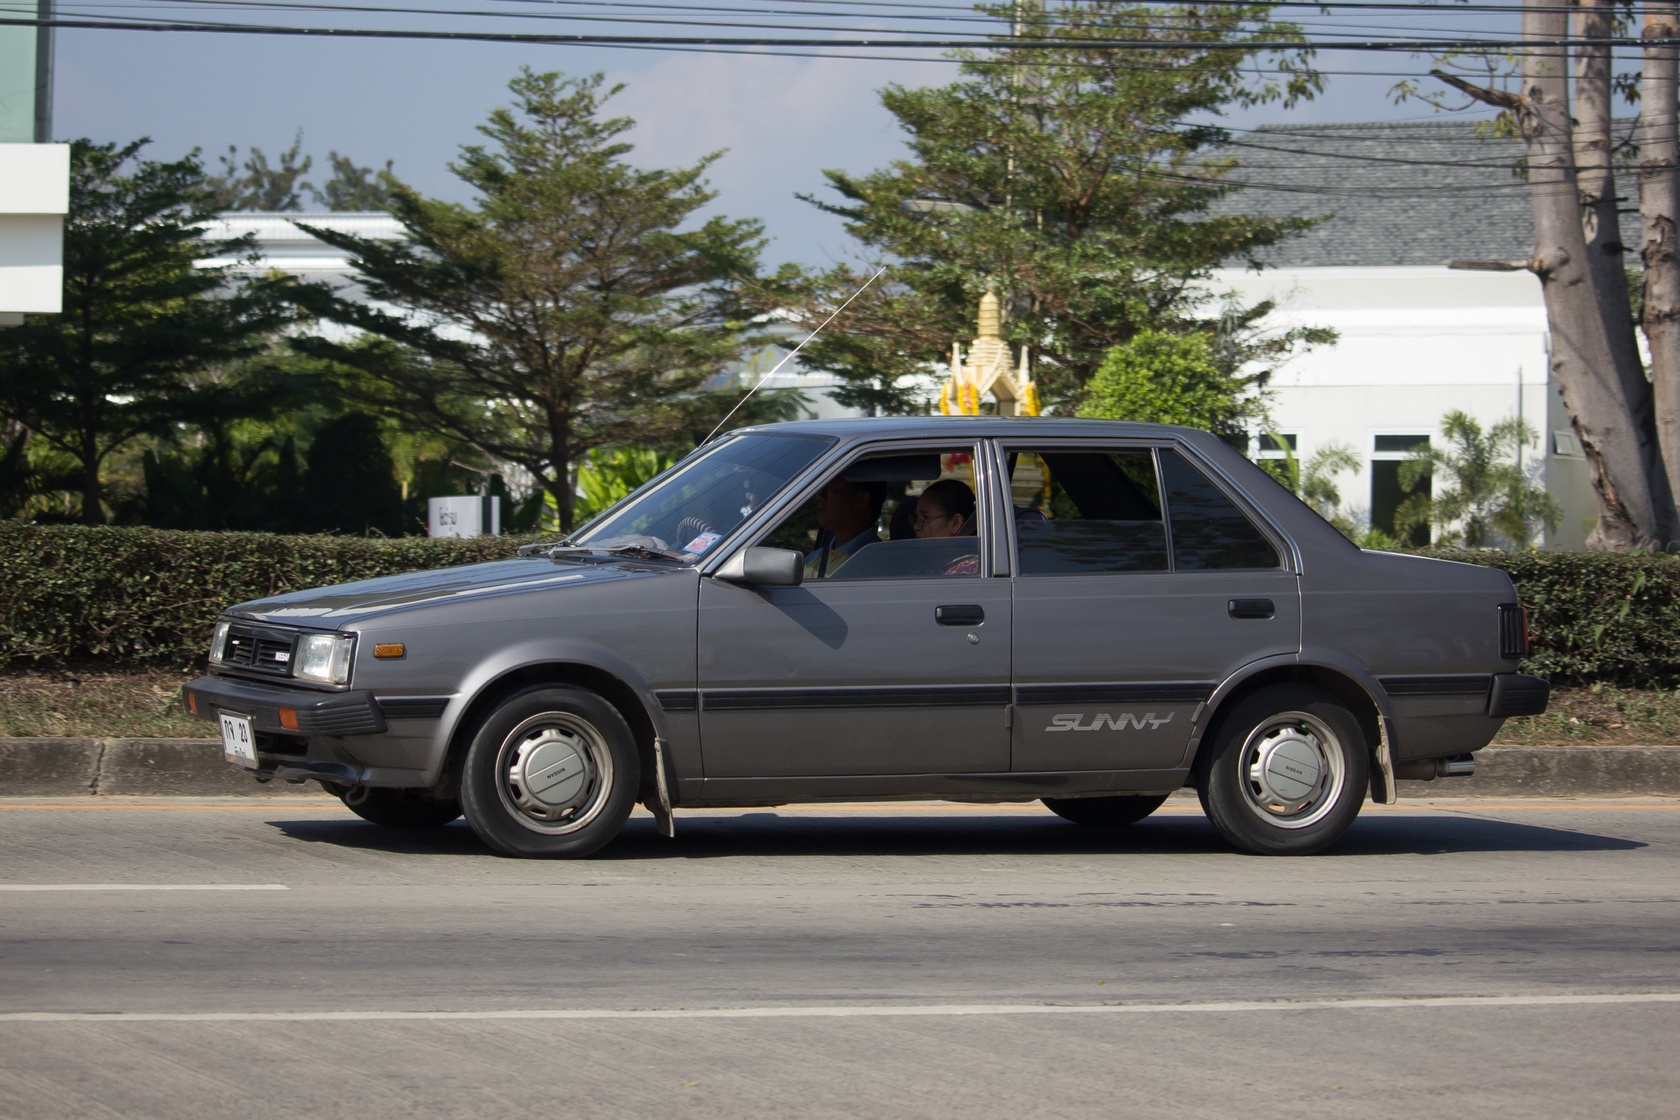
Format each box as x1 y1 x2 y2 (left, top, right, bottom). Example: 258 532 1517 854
459 685 640 858
1197 685 1369 856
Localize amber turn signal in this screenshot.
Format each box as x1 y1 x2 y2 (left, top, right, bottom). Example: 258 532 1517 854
278 707 299 731
373 643 406 659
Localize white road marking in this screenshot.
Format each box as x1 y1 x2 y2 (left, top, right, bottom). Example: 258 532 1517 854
0 884 288 892
4 992 1678 1023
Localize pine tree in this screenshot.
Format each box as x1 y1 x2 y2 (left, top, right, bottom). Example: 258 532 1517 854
764 1 1324 413
295 69 763 530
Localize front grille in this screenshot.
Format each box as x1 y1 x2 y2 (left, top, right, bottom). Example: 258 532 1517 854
1498 603 1527 660
222 625 297 677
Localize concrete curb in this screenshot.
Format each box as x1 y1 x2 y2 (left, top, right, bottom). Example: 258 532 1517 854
0 738 319 797
2 738 1679 799
1395 745 1680 799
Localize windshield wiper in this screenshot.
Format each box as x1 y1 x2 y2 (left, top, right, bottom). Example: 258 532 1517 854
517 538 577 558
602 545 681 563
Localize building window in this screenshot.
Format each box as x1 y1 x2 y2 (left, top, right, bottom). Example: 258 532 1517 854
1256 432 1298 460
1370 434 1430 546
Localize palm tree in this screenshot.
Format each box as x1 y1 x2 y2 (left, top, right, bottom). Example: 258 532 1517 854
1396 411 1561 547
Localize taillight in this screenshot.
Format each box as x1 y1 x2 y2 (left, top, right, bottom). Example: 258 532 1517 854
1498 603 1527 659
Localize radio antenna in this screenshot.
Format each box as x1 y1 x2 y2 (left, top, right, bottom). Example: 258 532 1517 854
704 266 888 443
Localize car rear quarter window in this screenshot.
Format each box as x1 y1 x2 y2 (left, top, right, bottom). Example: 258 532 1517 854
1158 449 1281 570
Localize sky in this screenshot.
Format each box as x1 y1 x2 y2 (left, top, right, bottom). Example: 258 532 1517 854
49 3 1522 268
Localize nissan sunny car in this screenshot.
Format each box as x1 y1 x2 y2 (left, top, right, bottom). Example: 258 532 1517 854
184 418 1549 857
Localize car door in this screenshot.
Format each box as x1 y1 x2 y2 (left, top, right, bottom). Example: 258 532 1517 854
1005 441 1302 774
695 442 1011 779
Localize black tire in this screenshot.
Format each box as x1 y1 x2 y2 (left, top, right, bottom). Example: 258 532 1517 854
1196 684 1369 856
1042 794 1170 828
337 788 463 829
458 685 640 858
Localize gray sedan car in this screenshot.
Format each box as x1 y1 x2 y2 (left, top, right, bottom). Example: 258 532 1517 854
185 418 1547 856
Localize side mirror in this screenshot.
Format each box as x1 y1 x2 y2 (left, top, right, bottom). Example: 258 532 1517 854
714 546 804 587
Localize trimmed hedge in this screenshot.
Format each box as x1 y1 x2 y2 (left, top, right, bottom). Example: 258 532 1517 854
3 525 1679 686
0 523 540 664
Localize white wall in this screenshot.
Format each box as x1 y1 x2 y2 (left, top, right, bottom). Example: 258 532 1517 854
1212 264 1595 548
0 143 68 316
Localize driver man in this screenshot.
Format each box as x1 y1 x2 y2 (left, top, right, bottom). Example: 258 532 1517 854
805 476 887 578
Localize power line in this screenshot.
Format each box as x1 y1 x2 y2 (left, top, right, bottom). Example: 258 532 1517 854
8 13 1680 51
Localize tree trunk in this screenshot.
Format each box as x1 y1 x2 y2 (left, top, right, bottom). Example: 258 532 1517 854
1574 0 1663 533
78 441 103 526
1642 5 1680 537
1521 4 1662 549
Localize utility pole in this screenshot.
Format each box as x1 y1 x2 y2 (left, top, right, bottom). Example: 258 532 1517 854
33 0 52 142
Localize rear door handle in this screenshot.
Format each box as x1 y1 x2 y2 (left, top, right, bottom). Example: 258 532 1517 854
936 604 985 627
1229 598 1275 620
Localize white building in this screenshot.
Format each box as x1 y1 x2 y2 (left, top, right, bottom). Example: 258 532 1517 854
203 211 858 416
1210 120 1594 549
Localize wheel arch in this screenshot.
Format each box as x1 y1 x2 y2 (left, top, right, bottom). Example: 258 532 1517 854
441 661 662 805
1188 657 1391 799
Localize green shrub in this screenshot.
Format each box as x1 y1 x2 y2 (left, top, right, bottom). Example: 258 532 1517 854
5 524 1679 687
1421 548 1680 687
0 523 540 664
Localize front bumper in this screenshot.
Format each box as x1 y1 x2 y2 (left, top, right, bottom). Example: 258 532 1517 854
184 674 386 736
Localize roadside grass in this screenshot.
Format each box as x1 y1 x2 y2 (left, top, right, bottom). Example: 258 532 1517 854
1 666 1678 744
0 666 212 738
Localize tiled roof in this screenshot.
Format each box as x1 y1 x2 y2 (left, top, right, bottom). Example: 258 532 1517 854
1207 119 1539 268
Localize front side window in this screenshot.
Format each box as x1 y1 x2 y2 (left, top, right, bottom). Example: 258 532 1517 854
572 433 833 560
759 447 983 579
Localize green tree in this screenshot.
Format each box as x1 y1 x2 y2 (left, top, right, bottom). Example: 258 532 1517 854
1396 411 1562 548
1076 329 1268 436
204 132 314 211
572 446 680 524
296 69 764 530
0 140 301 523
313 152 400 211
301 411 406 535
766 1 1324 414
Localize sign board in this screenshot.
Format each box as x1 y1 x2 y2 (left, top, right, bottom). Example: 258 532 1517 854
428 495 501 538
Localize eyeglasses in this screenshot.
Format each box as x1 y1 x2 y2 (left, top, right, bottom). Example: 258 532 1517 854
912 512 955 528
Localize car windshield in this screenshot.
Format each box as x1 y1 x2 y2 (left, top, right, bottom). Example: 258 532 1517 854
569 433 834 562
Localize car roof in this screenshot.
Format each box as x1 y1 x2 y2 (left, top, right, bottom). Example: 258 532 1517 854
734 416 1207 443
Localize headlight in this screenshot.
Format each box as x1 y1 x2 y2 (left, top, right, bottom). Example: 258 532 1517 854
294 633 354 685
209 621 231 663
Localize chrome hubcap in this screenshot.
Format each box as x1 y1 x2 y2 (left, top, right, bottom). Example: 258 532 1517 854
495 713 613 835
1238 711 1345 830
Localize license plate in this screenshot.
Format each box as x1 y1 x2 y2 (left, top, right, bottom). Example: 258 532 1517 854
219 712 258 769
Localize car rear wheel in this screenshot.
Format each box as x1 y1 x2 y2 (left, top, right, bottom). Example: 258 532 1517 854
337 788 463 828
459 685 639 858
1041 794 1170 828
1197 685 1369 856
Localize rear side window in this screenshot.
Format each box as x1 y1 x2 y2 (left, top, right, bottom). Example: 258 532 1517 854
1008 450 1169 574
1158 449 1281 570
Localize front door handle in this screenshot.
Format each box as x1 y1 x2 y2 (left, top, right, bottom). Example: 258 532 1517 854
1229 598 1275 620
936 604 985 627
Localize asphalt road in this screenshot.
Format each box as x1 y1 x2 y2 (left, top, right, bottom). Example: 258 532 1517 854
1 796 1677 1119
